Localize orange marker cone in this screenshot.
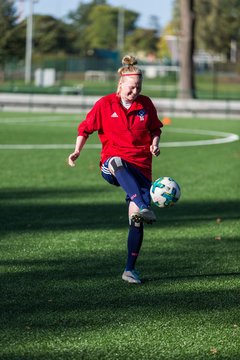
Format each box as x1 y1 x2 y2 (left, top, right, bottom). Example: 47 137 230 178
162 117 172 125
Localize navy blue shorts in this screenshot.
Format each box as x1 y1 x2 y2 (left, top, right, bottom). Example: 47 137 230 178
101 157 151 206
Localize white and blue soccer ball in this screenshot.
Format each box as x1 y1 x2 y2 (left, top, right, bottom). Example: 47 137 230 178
150 177 181 208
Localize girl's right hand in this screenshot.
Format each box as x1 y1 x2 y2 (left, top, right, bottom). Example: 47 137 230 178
67 151 80 167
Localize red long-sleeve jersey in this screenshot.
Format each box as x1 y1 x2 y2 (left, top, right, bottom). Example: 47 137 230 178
78 93 163 180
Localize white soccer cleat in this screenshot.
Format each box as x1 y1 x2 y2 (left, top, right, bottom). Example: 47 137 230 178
131 208 156 224
122 270 141 284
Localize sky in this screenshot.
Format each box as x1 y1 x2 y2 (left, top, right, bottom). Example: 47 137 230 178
16 0 174 29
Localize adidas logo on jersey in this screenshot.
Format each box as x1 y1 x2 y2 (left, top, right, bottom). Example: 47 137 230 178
111 112 118 117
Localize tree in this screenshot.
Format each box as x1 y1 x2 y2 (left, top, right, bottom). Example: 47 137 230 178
195 0 240 59
3 15 78 62
67 0 107 55
125 28 158 56
86 4 139 51
0 0 19 64
33 15 77 55
1 0 160 63
178 0 196 99
67 1 139 55
68 0 107 28
85 5 120 50
2 20 26 61
173 0 240 59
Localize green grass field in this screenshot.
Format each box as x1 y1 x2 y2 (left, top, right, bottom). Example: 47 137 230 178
0 112 240 359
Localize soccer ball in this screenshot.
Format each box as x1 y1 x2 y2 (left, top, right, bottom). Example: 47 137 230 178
150 177 181 208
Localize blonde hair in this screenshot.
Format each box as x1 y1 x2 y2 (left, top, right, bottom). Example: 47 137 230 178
117 55 142 95
118 55 142 77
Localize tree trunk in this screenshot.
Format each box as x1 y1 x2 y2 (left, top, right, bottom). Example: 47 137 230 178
178 0 196 99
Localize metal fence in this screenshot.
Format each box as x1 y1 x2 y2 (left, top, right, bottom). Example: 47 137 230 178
0 58 240 100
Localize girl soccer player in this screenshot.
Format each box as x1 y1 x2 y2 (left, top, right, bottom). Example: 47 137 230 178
68 55 163 284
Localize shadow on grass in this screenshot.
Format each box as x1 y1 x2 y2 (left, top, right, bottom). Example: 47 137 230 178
1 189 240 335
0 251 240 360
1 251 240 321
0 187 239 234
1 226 240 358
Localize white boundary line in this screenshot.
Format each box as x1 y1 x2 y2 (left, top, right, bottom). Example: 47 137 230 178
162 128 239 147
0 128 238 149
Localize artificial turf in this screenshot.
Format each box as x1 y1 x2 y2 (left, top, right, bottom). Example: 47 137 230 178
0 112 239 359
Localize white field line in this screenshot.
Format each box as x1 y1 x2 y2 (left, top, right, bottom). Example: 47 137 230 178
162 128 239 147
0 144 100 149
1 116 240 125
0 128 238 149
0 116 239 149
0 116 70 123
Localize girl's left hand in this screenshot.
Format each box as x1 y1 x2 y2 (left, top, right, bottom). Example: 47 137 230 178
150 145 160 157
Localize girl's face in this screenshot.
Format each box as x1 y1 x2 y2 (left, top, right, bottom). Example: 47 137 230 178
119 76 142 102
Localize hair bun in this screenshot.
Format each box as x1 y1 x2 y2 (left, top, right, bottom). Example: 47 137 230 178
122 55 137 66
